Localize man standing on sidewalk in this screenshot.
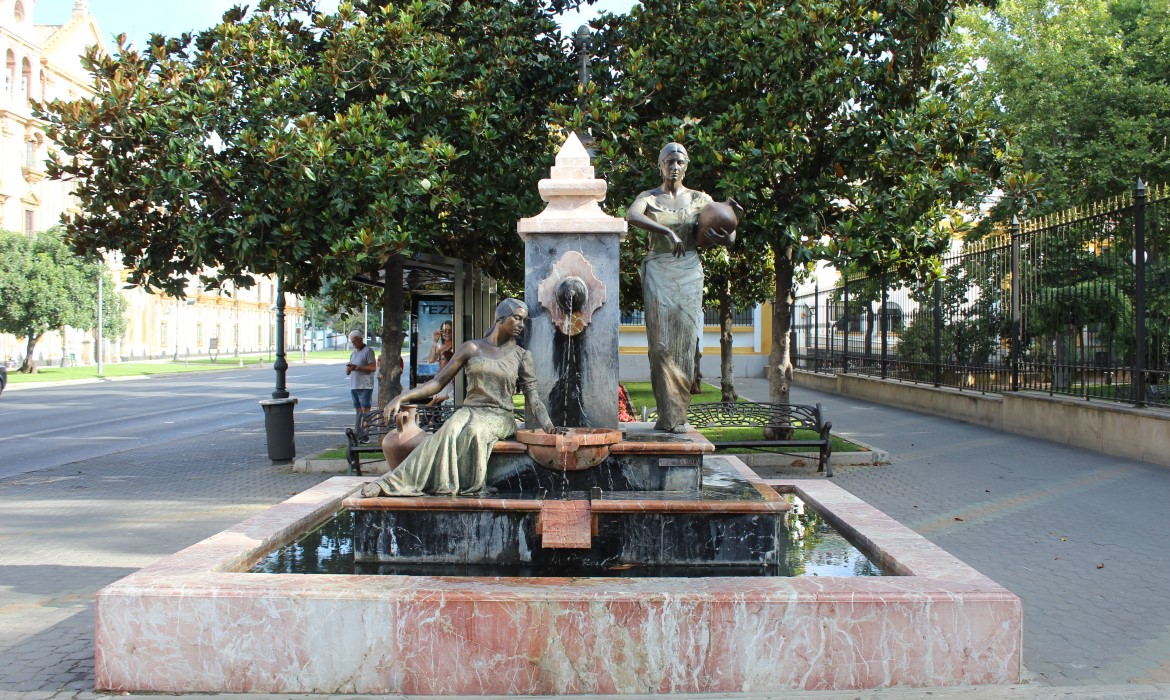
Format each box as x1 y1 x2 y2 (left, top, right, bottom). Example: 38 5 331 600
346 329 377 442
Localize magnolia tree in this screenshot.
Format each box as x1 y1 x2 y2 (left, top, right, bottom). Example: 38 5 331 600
41 0 586 404
576 0 1008 408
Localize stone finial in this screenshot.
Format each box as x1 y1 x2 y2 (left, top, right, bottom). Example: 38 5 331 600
73 0 90 19
517 134 627 240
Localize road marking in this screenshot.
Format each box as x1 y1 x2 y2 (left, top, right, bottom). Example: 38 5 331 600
0 396 277 442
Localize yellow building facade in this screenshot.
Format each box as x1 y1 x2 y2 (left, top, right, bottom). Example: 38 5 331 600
1 0 303 366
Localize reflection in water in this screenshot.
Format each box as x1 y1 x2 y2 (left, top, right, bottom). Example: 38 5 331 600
251 496 885 578
781 494 883 577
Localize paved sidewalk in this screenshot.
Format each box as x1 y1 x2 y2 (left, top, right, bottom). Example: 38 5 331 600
734 378 1170 693
1 380 1169 699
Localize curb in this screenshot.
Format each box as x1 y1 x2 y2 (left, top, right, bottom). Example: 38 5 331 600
291 458 347 473
3 374 153 391
735 448 886 468
291 457 388 474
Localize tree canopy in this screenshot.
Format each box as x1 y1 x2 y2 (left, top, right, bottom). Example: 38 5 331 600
41 0 589 401
0 229 123 373
40 0 1016 405
40 0 585 299
951 0 1170 216
575 0 1007 401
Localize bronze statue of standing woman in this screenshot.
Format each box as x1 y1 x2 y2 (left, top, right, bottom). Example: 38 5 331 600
627 143 736 432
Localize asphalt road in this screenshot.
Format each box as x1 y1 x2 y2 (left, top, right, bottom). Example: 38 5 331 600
0 361 351 480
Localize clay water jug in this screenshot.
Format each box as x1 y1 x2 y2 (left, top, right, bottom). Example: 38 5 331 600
696 198 742 248
381 405 426 470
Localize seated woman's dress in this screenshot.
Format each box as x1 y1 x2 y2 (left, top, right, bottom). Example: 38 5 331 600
372 343 537 496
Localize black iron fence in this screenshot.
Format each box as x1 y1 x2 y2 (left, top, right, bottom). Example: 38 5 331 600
621 307 755 326
792 179 1170 409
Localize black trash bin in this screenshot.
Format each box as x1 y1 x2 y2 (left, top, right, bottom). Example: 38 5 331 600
259 397 298 462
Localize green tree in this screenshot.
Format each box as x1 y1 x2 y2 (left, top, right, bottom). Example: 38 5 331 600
578 0 1006 406
897 257 1002 383
41 0 584 405
952 0 1170 215
702 244 775 400
0 230 107 372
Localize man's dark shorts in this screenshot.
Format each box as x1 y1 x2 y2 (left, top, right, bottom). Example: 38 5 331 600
351 388 373 411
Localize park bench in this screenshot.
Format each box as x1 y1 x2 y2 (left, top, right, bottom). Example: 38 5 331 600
649 401 834 477
344 405 524 476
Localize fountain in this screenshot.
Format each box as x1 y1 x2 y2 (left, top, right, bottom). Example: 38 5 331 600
93 136 1022 694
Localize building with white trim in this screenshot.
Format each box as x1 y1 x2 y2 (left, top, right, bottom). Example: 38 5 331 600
1 0 303 367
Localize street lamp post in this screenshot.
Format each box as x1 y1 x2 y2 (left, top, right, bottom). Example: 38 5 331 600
96 270 104 378
273 278 289 400
260 276 297 464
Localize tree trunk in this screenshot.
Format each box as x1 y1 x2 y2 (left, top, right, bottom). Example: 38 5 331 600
1053 325 1075 391
765 245 796 439
378 255 406 409
20 333 42 373
718 280 737 402
864 302 875 357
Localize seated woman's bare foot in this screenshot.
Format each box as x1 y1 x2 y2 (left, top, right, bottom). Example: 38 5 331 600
359 481 385 498
669 423 691 434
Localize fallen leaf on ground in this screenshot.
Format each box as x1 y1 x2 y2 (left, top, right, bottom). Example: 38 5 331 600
953 516 964 521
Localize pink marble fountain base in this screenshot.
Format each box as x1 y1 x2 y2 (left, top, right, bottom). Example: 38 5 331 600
94 464 1021 694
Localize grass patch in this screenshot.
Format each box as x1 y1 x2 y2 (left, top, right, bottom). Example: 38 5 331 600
317 446 351 460
6 349 401 385
622 381 726 415
697 425 860 453
306 349 368 360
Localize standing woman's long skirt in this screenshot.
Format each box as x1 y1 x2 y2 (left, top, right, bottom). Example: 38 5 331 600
641 250 704 431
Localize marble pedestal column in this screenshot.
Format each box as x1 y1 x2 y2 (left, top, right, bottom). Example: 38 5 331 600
517 134 627 428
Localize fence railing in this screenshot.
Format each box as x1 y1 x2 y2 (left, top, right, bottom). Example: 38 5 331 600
792 179 1170 409
621 307 755 326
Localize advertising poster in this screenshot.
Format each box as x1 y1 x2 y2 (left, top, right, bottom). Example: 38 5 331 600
413 298 454 386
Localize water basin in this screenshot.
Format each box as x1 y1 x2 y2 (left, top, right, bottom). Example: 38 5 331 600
250 493 885 577
95 472 1023 693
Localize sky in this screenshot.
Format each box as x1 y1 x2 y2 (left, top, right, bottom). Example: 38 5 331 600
33 0 636 49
